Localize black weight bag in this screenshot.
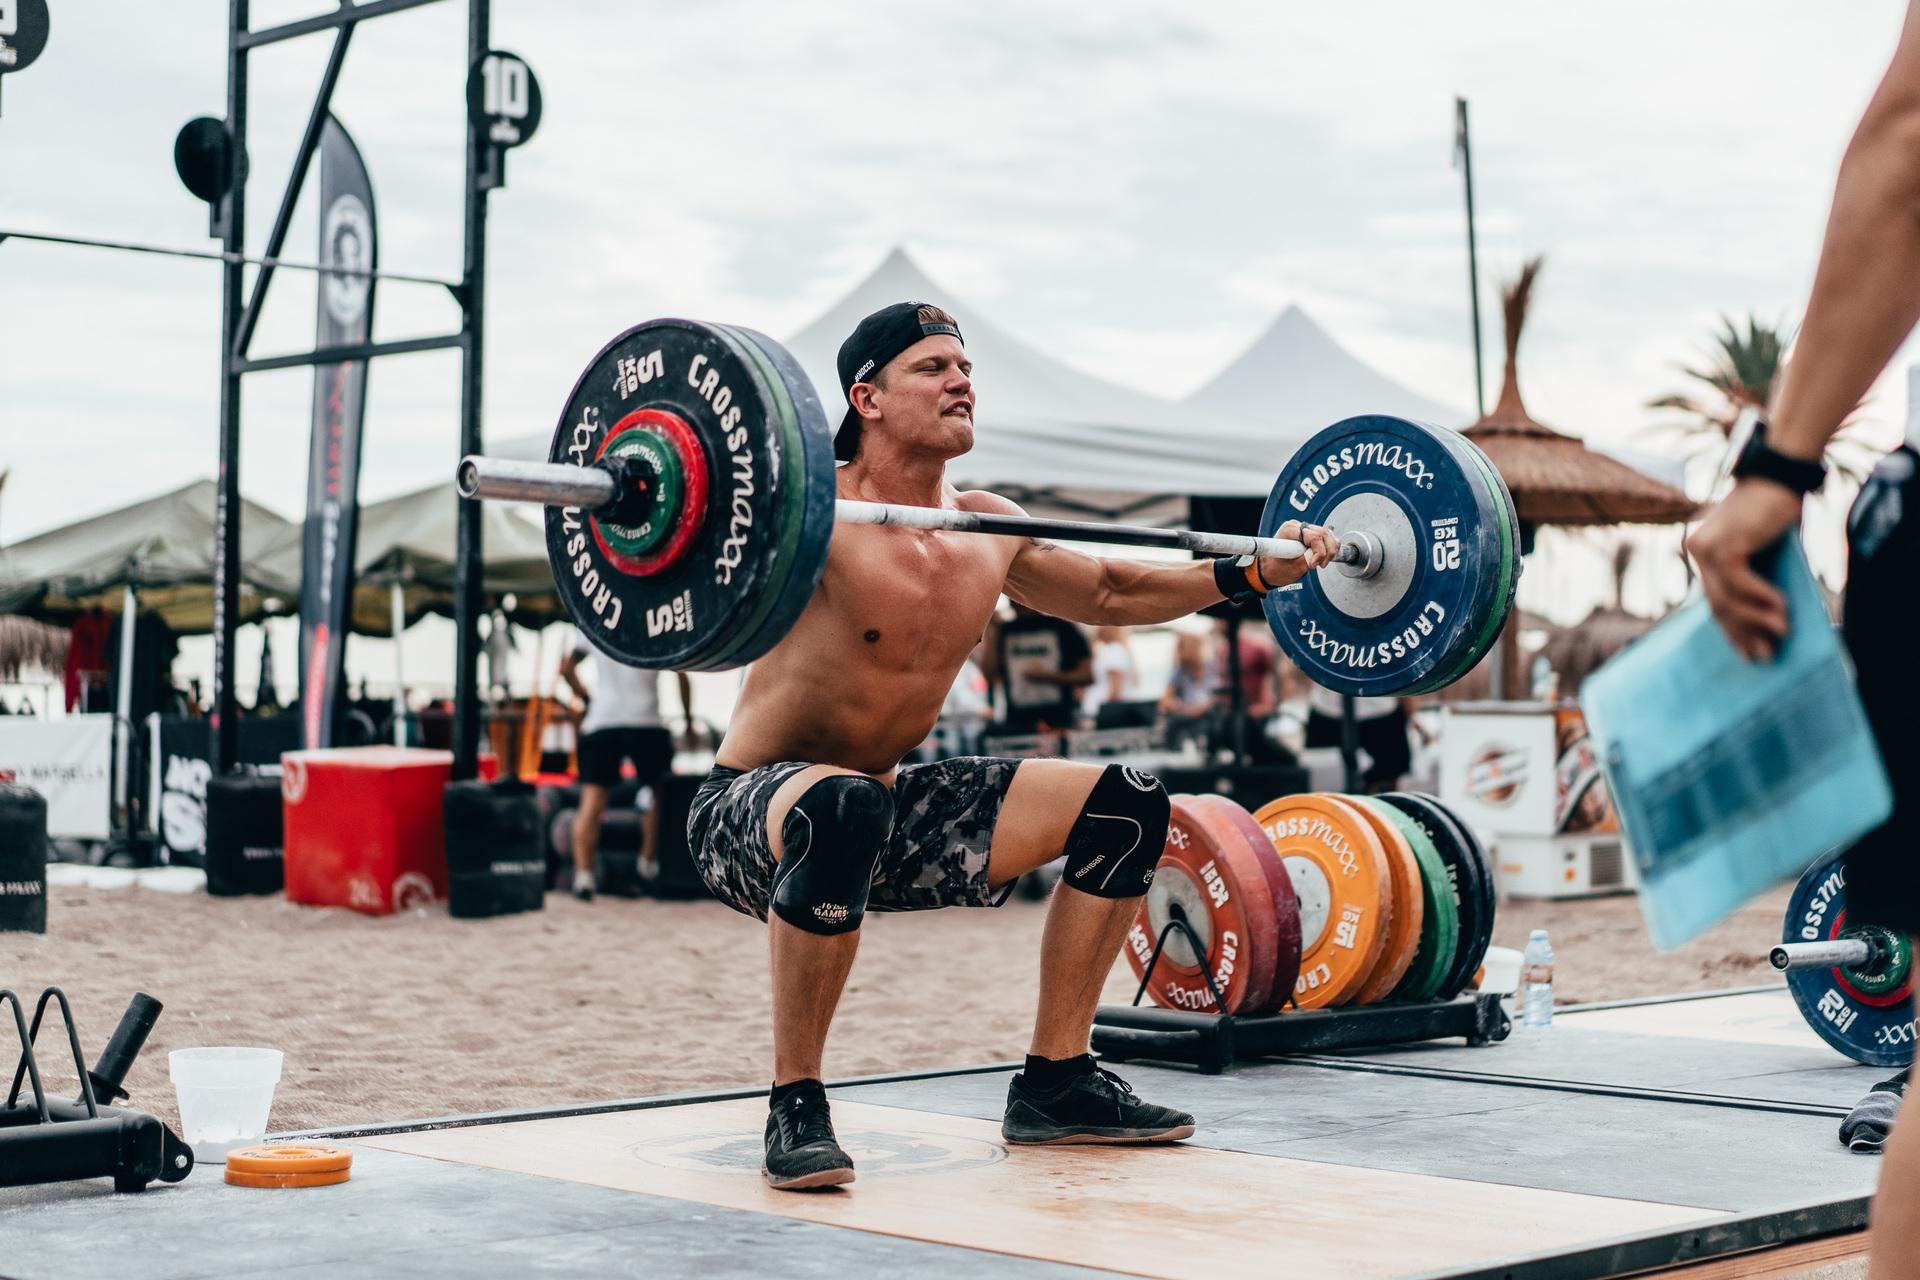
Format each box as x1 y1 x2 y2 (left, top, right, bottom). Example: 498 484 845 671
204 773 284 897
647 772 711 900
0 784 48 933
444 778 546 919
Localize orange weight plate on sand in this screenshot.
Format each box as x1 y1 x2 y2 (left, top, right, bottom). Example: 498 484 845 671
1124 795 1284 1014
225 1143 354 1188
1251 793 1389 1010
1191 794 1302 1014
225 1144 353 1175
1344 793 1425 1004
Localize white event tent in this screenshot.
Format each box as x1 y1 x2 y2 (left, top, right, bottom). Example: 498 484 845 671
1185 304 1467 431
781 249 1284 524
1184 303 1688 492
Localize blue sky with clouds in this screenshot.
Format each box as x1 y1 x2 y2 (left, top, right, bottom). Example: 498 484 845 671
2 1 1913 639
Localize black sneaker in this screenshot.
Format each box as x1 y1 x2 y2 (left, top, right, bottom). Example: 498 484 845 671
1002 1064 1195 1145
764 1090 855 1189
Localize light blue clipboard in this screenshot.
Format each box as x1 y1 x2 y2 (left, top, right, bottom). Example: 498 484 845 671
1580 534 1892 951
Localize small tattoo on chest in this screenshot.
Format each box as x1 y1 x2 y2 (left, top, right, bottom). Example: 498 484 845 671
864 629 881 644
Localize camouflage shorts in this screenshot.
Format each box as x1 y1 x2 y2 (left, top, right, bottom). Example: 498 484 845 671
685 757 1023 921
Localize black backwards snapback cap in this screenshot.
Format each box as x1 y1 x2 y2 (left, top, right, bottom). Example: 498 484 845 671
834 301 964 462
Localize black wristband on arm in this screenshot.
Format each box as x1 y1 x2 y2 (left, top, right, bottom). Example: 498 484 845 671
1213 555 1257 605
1732 421 1827 495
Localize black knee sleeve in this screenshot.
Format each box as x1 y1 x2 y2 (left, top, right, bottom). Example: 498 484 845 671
1061 765 1169 899
770 775 893 935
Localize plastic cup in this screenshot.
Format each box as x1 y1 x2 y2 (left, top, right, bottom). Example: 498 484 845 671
1478 945 1524 998
168 1047 283 1163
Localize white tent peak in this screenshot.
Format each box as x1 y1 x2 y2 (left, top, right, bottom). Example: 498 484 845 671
788 246 1138 407
1186 303 1467 432
830 245 952 303
791 246 1264 433
783 249 1287 515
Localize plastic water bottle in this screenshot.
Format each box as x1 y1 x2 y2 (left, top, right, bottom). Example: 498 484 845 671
1522 929 1555 1029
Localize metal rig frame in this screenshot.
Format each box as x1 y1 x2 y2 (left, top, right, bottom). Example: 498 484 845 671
208 0 496 781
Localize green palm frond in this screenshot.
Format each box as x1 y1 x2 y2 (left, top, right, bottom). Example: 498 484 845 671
1674 315 1787 416
1645 312 1873 490
1648 313 1789 436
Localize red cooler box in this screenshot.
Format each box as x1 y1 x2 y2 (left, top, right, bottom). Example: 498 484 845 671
281 747 452 915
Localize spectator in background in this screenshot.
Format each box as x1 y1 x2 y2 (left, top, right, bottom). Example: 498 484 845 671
1083 625 1148 729
1304 683 1427 792
939 656 992 757
484 607 517 703
982 603 1093 733
1158 630 1215 751
558 641 693 901
1209 617 1290 763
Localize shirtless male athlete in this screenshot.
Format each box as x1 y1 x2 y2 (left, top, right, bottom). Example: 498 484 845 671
687 301 1339 1189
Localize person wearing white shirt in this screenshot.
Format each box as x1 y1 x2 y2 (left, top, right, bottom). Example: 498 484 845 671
558 642 692 901
1083 625 1143 727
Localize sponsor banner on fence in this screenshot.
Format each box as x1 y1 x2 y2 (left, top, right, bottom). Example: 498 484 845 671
0 716 112 839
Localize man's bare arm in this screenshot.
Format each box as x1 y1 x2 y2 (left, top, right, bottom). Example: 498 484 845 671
1689 1 1920 659
971 491 1332 626
1005 537 1228 626
1773 0 1920 460
558 650 590 707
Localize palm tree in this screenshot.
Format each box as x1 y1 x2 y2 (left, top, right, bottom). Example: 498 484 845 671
1644 314 1877 494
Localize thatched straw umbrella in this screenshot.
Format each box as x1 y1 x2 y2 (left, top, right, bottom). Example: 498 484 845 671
0 615 67 682
1464 258 1697 698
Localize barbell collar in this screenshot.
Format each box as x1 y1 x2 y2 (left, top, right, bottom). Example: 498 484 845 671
598 454 663 527
1332 529 1384 580
1769 938 1878 972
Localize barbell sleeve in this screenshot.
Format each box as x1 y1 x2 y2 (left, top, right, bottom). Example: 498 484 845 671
1769 939 1878 972
457 455 1367 566
458 457 616 510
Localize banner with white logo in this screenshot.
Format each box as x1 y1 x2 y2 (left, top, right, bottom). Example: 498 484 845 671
0 716 112 839
300 114 378 750
150 716 300 866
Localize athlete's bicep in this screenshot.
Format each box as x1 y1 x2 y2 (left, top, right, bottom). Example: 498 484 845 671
1005 537 1110 623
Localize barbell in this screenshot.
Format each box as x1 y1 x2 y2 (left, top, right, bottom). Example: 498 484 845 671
461 456 1383 571
454 318 1520 694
